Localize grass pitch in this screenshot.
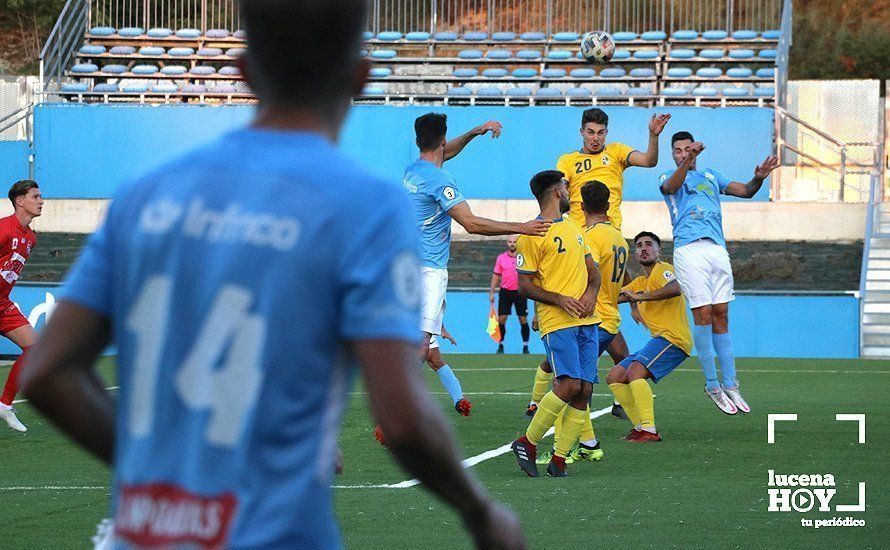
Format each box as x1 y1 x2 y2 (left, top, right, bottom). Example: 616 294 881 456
2 355 888 549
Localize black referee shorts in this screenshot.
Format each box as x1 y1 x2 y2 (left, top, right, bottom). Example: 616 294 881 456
498 288 528 317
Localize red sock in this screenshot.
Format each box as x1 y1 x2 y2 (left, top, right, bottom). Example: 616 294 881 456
1 347 29 406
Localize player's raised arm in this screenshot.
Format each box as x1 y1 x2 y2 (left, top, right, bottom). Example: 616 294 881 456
627 113 671 168
448 202 550 236
444 121 503 161
723 155 780 199
662 141 705 194
354 339 524 549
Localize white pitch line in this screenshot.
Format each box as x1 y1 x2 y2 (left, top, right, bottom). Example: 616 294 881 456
335 405 613 490
0 486 107 491
452 367 890 374
347 391 612 398
12 385 120 405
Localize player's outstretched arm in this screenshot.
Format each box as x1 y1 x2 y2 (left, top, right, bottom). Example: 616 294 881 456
626 280 682 303
21 300 115 464
444 121 503 162
723 155 780 199
448 202 550 237
628 113 671 168
355 339 525 550
661 141 705 194
518 273 586 317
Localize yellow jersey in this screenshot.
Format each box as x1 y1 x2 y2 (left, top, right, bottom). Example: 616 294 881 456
623 262 693 355
556 142 636 230
516 217 600 336
584 221 628 335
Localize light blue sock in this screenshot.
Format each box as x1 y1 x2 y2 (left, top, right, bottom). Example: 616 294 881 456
712 332 738 389
693 325 720 392
436 365 463 404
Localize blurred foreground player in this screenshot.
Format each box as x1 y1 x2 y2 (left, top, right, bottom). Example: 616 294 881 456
0 179 43 432
22 2 524 548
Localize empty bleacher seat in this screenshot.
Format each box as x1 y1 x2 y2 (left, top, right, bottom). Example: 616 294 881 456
512 68 537 78
482 68 509 78
434 31 458 41
168 47 195 57
176 28 201 39
462 32 488 41
493 32 516 41
672 30 699 40
731 30 757 40
94 83 120 93
696 67 723 78
596 86 623 96
567 68 593 78
369 67 392 78
448 86 472 96
755 86 775 97
90 26 115 36
666 67 693 77
633 50 659 60
485 49 512 60
182 84 207 93
552 32 579 42
79 45 106 55
692 86 719 96
101 64 127 74
118 27 144 37
700 49 724 59
152 83 179 93
542 68 566 78
191 66 217 76
362 85 386 95
131 64 159 75
517 49 542 60
371 49 397 60
630 68 656 77
476 86 503 96
726 67 753 78
613 31 637 42
147 28 172 38
109 46 136 55
198 48 223 57
161 65 188 76
406 31 430 41
627 86 652 96
139 46 164 55
722 87 751 97
567 87 592 97
759 49 777 59
210 84 237 93
506 87 532 97
71 63 98 74
453 68 479 78
669 48 695 59
756 67 776 78
234 29 246 39
536 87 563 97
662 86 689 96
123 84 149 93
362 31 374 41
458 49 483 59
219 66 241 76
546 50 573 60
600 67 626 78
376 31 403 41
641 31 666 41
206 29 230 38
226 48 246 57
61 82 89 93
520 32 546 41
728 49 755 59
612 49 632 60
703 30 729 40
761 30 781 40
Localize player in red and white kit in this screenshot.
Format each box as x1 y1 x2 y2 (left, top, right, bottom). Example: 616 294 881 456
0 180 43 432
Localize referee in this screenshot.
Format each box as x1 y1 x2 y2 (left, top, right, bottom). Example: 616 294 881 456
489 236 530 354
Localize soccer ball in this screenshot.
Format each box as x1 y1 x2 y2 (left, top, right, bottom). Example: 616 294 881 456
580 31 615 64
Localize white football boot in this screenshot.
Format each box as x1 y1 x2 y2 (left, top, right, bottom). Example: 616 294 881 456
0 407 27 432
704 387 738 415
723 387 751 414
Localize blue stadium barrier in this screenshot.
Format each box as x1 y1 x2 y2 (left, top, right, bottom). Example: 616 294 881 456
0 140 30 185
33 104 774 201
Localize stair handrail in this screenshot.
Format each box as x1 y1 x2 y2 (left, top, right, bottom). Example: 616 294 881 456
0 104 33 141
38 0 89 96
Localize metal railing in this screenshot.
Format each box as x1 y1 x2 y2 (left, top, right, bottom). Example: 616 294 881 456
0 104 33 142
90 0 240 32
775 0 791 107
39 0 89 94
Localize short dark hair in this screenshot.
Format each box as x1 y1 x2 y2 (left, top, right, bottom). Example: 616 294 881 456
8 180 38 206
240 0 366 107
671 131 695 145
580 180 610 214
529 170 564 201
415 113 448 152
582 108 609 127
634 231 661 247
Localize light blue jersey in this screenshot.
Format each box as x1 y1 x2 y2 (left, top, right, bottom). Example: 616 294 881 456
62 128 421 549
403 159 466 269
659 168 732 248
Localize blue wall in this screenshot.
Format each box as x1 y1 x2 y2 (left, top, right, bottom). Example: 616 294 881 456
0 140 31 184
33 104 773 200
3 284 858 359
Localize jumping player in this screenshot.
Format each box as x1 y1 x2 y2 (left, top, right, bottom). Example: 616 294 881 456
0 179 43 433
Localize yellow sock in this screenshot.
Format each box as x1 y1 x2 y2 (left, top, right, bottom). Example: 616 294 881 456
628 379 655 430
609 382 641 425
525 391 567 446
578 405 596 442
530 365 552 403
553 406 564 450
555 406 587 458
